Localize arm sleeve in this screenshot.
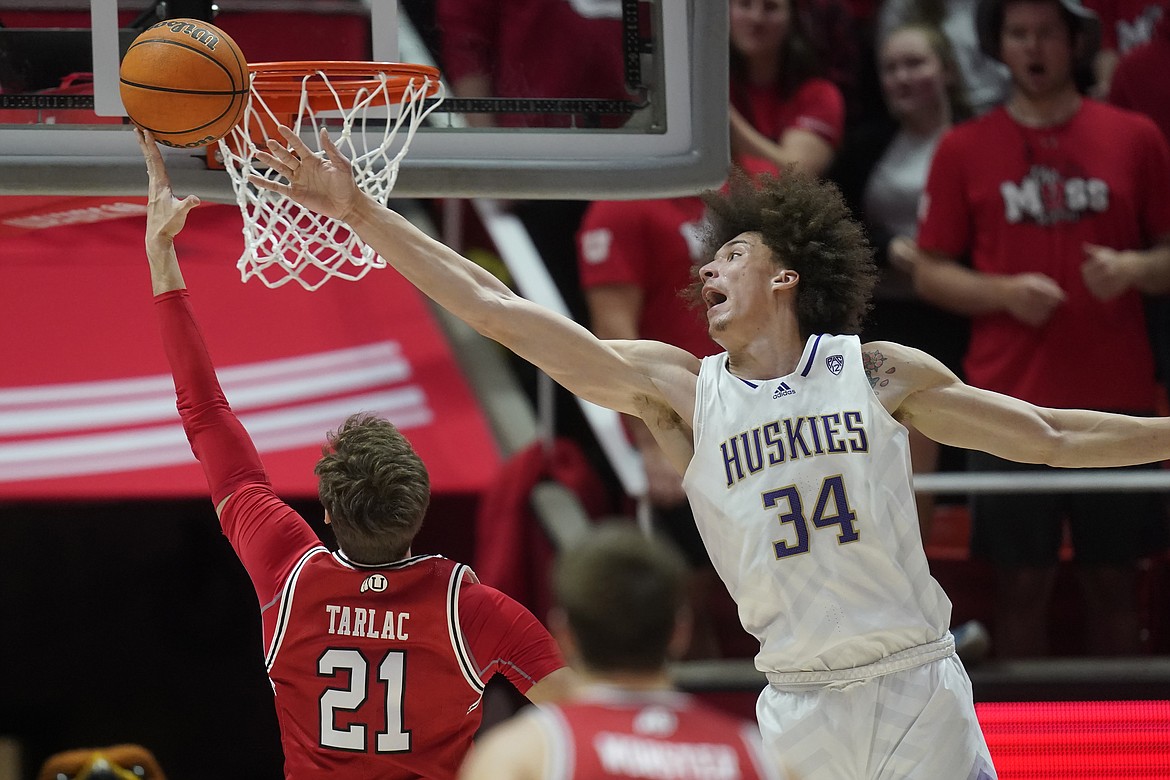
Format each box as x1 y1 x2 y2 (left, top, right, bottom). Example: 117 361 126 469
576 201 647 289
457 582 565 694
154 289 268 506
220 484 324 614
789 79 846 148
155 291 321 610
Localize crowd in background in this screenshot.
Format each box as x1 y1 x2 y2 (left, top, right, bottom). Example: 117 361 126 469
427 0 1170 663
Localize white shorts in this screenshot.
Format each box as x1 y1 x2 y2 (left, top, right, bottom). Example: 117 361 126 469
756 655 996 780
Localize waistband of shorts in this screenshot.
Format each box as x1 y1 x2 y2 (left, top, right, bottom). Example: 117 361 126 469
764 635 955 687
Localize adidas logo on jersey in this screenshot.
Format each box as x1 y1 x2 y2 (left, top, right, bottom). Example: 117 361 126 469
772 382 795 398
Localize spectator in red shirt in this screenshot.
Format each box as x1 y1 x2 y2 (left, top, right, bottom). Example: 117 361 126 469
1110 13 1170 411
729 0 847 177
909 0 1170 658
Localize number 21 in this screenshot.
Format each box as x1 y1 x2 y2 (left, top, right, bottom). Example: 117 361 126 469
763 474 859 558
319 648 411 753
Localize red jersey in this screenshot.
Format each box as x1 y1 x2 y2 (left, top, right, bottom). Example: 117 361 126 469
576 197 719 359
221 484 564 780
1085 0 1167 52
1110 16 1170 141
917 100 1170 409
731 77 846 175
436 0 627 128
535 687 779 780
156 290 565 779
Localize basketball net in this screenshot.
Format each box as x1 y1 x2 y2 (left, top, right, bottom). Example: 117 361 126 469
218 64 443 291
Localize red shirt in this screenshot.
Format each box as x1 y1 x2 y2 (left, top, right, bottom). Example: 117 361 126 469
537 687 778 780
1084 0 1168 52
731 77 846 175
436 0 627 128
156 290 565 779
1110 16 1170 141
222 484 564 780
917 101 1170 410
577 197 719 358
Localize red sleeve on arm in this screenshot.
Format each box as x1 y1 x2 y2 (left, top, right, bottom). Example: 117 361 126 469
154 289 268 506
576 200 647 290
790 79 846 148
221 484 324 619
457 582 565 694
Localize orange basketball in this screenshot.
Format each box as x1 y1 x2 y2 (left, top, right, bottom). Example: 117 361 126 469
119 18 248 148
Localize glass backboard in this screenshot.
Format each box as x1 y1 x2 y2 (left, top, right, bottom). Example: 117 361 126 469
0 0 729 200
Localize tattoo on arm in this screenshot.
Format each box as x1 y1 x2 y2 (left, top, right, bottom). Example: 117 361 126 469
862 349 895 391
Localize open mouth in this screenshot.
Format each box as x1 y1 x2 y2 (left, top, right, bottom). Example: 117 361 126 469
703 289 728 309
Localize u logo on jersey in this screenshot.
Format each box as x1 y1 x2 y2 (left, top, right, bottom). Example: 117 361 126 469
1000 165 1109 225
360 573 388 593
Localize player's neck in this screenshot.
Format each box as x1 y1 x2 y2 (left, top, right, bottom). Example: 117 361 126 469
580 669 674 692
725 323 806 381
1006 87 1081 128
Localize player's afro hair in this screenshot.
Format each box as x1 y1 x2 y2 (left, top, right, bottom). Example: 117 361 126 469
694 167 878 337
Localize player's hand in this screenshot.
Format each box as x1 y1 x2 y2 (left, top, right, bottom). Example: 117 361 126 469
1081 243 1138 301
249 125 362 222
136 128 200 246
1002 272 1066 327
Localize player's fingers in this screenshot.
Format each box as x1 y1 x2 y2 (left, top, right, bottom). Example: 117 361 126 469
256 148 298 181
247 172 287 193
254 149 282 169
263 138 298 166
136 128 159 169
276 124 312 156
319 127 348 166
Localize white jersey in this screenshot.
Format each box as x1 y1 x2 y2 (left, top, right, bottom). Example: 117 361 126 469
684 334 951 674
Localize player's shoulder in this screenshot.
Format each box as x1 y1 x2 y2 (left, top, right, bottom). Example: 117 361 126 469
859 340 959 395
859 339 944 371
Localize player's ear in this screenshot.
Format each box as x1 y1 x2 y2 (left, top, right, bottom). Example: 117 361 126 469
323 511 332 525
772 268 799 290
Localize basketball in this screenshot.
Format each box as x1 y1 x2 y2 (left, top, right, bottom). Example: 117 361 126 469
119 18 249 148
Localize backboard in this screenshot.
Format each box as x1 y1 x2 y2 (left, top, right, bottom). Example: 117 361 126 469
0 0 729 200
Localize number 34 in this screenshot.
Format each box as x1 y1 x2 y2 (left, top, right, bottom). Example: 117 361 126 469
764 474 860 558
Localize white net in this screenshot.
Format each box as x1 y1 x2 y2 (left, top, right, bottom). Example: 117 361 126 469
218 65 443 291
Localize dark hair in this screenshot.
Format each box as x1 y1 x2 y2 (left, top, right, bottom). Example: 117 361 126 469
987 0 1097 90
690 168 877 338
553 523 688 673
315 413 430 564
729 0 823 99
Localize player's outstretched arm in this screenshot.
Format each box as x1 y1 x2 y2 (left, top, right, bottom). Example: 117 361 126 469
136 128 198 294
248 126 692 418
868 341 1170 468
138 129 268 515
